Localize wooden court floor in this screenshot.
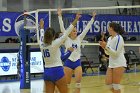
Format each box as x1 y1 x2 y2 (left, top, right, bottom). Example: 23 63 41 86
0 72 140 93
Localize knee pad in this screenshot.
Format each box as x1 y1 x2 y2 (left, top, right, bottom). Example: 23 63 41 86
75 83 81 88
112 84 121 90
106 84 113 89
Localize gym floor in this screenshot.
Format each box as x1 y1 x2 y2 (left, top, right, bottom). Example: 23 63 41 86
0 72 140 93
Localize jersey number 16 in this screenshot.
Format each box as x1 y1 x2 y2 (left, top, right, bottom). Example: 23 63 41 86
43 49 50 57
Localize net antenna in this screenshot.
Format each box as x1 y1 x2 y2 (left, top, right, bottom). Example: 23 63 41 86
24 5 140 47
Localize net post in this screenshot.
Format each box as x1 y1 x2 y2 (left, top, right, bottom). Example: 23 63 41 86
35 10 40 45
19 12 31 89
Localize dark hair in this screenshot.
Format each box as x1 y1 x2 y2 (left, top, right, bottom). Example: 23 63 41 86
44 27 55 44
5 38 13 43
55 31 62 39
109 22 125 35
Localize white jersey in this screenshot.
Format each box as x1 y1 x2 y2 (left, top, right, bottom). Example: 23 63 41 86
105 35 127 68
58 16 94 62
39 25 74 68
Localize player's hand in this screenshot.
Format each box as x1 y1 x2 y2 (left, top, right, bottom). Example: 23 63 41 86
101 31 105 41
92 11 96 18
40 19 44 29
67 47 74 52
99 40 107 49
57 8 62 16
75 13 81 20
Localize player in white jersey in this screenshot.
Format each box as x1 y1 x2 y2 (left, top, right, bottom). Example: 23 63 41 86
39 12 81 93
58 9 96 93
99 22 127 93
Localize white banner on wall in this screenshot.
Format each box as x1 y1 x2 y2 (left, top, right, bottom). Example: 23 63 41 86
0 52 44 76
30 52 44 73
0 53 17 76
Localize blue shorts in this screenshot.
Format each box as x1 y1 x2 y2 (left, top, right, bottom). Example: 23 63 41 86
44 66 64 83
64 59 81 70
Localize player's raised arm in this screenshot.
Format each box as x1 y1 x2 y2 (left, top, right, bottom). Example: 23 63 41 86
58 8 81 33
53 13 81 47
79 11 96 41
57 8 65 33
39 19 44 48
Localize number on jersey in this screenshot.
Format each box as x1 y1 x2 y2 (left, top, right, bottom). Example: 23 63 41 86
43 49 50 57
72 44 77 49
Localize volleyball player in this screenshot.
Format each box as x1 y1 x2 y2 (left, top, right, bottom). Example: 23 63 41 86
54 32 74 93
42 30 74 93
99 22 127 93
58 8 96 93
39 12 81 93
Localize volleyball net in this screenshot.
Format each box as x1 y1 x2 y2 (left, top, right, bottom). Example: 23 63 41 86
24 5 140 47
23 5 140 72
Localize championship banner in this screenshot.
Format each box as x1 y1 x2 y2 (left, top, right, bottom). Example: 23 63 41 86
63 14 140 35
0 12 49 36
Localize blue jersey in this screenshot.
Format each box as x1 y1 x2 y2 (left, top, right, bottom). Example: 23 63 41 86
60 46 72 62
